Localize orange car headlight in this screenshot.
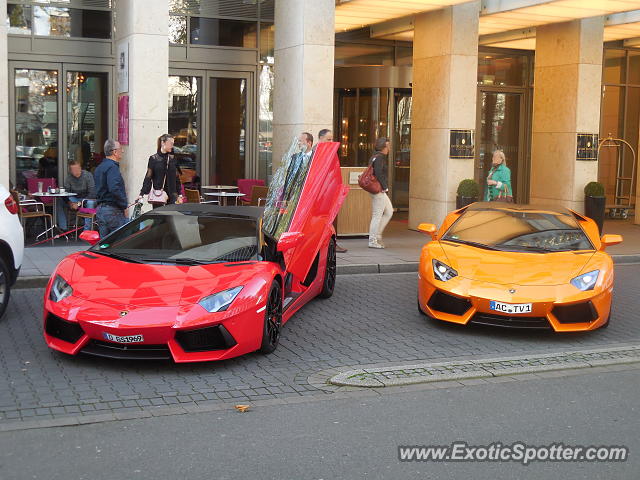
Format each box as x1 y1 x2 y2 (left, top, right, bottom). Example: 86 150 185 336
570 270 599 291
432 259 458 282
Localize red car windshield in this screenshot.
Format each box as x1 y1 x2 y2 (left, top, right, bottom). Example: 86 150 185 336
91 211 259 264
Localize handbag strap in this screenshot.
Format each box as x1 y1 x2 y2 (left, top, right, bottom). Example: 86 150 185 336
158 156 169 191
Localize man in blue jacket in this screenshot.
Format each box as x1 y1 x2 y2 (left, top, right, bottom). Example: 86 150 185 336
94 139 128 238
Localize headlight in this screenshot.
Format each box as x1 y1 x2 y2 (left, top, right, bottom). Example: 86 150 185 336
432 259 458 282
571 270 599 291
49 275 73 302
199 286 243 313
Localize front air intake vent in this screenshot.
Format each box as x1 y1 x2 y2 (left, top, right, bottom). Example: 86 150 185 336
427 290 471 316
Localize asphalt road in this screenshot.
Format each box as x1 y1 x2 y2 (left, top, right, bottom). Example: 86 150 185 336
1 366 638 480
1 266 639 423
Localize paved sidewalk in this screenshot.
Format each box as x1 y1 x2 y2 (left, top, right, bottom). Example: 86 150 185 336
17 216 640 283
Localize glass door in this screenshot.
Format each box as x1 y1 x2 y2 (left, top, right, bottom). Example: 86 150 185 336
208 72 252 186
168 75 201 189
393 89 412 209
10 62 110 192
65 70 109 173
476 90 524 202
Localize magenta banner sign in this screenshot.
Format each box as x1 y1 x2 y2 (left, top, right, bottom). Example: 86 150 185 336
118 95 129 145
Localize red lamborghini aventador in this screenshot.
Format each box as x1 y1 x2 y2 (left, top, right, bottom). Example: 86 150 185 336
43 141 348 362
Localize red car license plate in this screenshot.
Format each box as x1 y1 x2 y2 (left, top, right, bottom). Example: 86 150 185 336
102 333 144 343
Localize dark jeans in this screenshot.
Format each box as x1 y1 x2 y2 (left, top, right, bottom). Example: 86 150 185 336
96 204 127 238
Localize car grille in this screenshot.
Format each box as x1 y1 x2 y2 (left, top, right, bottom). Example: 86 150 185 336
45 314 85 344
470 313 551 330
175 325 237 353
81 340 171 360
552 302 598 324
427 290 472 316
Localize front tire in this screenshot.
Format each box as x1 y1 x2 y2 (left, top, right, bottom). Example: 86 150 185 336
0 257 10 320
260 281 283 354
318 237 336 299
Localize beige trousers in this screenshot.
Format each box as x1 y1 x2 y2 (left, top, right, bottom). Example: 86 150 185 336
369 192 393 239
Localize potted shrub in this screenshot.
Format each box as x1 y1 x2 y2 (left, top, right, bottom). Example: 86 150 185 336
456 179 479 209
584 181 605 234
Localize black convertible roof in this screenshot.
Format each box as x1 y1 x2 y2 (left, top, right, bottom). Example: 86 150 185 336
148 204 265 219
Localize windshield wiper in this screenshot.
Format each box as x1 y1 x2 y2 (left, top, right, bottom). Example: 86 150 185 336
441 239 501 251
496 245 557 253
92 251 143 264
141 257 217 265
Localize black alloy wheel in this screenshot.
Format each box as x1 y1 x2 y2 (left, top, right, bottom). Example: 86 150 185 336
318 237 336 299
260 281 283 354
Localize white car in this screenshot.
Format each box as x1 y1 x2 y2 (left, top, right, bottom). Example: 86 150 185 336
0 184 24 319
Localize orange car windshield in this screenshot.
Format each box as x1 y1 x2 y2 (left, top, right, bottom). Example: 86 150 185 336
442 208 594 252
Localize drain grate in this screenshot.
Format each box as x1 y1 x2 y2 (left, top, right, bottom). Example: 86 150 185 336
329 345 640 388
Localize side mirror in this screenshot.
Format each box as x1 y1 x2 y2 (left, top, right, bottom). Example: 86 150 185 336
600 234 623 249
277 231 304 253
417 223 437 240
79 230 100 246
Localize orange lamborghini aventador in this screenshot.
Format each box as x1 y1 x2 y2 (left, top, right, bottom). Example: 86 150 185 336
417 203 623 331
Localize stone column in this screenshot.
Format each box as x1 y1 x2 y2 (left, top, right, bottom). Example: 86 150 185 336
530 18 603 212
272 0 334 169
409 1 479 229
114 0 168 206
0 0 8 188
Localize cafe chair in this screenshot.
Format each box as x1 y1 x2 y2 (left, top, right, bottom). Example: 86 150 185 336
26 177 57 208
237 179 265 205
249 185 269 206
11 191 53 244
74 199 98 239
184 188 218 204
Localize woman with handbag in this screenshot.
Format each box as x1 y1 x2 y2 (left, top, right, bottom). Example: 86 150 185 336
367 137 393 249
138 134 183 208
484 150 513 202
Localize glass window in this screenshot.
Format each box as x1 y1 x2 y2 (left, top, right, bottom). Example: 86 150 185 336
335 42 394 66
477 53 527 87
259 22 274 63
395 46 412 66
168 76 201 190
628 51 640 85
209 77 247 186
169 15 187 44
337 88 357 167
603 49 626 85
33 6 111 39
7 4 31 35
92 212 259 263
443 206 593 253
14 69 59 191
258 64 274 182
190 17 257 48
623 87 640 180
66 72 108 174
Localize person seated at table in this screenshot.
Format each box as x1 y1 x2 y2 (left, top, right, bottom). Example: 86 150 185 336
57 160 96 232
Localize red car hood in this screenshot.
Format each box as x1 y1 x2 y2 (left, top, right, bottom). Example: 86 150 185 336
68 253 260 307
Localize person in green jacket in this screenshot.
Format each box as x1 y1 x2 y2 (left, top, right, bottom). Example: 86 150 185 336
484 150 512 201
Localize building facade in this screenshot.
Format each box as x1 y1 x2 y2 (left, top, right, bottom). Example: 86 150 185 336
3 0 640 227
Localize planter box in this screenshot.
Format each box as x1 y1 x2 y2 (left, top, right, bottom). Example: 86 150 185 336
456 196 477 209
584 195 605 235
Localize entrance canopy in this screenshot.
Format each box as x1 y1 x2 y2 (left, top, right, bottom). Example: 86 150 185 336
336 0 640 49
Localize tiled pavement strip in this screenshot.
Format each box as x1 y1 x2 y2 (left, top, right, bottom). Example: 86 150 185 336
2 265 640 432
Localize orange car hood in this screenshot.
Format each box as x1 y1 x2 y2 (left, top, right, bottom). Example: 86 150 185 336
438 242 595 286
